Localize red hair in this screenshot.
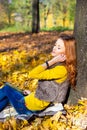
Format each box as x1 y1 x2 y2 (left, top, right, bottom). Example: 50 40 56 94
58 33 77 89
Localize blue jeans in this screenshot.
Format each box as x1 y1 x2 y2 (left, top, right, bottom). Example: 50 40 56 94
0 83 36 115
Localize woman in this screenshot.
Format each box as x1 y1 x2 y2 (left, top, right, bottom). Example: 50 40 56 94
0 33 77 116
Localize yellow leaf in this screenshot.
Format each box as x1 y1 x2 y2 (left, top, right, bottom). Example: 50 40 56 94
51 111 62 121
9 117 17 130
42 119 52 129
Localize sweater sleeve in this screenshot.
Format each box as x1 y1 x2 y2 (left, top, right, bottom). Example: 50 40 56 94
28 65 67 80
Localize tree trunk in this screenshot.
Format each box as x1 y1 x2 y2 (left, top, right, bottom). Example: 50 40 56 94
44 5 47 28
32 0 40 33
8 11 11 25
63 17 66 27
68 0 87 104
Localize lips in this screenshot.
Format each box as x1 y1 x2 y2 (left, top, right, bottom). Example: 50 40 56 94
52 50 55 54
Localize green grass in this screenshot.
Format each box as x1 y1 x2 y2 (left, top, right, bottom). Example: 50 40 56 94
0 24 73 33
41 26 73 32
0 24 31 33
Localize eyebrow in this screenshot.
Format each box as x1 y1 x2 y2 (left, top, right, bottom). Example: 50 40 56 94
55 42 63 47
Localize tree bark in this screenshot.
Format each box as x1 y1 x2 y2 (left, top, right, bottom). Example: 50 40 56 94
68 0 87 104
32 0 40 33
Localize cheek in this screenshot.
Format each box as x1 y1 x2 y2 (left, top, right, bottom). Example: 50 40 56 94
62 48 66 54
60 48 65 54
56 49 63 53
56 49 65 55
53 50 61 56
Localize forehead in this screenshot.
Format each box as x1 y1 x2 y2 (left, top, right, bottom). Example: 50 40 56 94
56 38 64 46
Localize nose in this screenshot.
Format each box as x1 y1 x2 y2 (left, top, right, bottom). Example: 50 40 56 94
53 46 56 51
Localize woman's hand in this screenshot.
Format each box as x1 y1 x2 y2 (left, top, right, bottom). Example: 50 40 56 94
51 54 66 63
42 54 66 69
48 54 66 66
23 90 31 96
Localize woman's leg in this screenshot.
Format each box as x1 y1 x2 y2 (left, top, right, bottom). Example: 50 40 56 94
0 84 33 115
0 86 9 111
0 97 9 111
0 88 7 101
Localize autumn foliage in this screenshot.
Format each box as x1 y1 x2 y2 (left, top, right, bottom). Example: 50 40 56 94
0 32 87 130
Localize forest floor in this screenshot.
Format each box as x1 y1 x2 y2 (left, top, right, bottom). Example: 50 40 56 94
0 31 87 130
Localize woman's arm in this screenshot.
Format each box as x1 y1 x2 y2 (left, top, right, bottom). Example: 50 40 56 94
42 54 66 69
28 54 66 80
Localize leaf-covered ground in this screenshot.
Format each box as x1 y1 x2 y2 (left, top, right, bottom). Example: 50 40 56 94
0 31 87 130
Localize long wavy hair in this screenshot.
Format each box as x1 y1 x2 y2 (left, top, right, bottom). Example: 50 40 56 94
58 32 77 89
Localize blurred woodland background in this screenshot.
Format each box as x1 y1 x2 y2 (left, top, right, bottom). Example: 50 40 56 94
0 0 76 32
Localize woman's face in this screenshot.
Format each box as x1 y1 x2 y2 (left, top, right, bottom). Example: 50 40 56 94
51 38 65 57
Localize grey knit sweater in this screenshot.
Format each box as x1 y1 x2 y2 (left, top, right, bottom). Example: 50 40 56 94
35 63 70 103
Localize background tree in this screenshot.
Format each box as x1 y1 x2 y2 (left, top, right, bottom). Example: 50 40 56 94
40 0 52 28
52 0 69 27
14 0 32 30
68 0 87 104
68 0 76 27
52 0 61 27
0 3 7 29
0 0 15 25
32 0 40 33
